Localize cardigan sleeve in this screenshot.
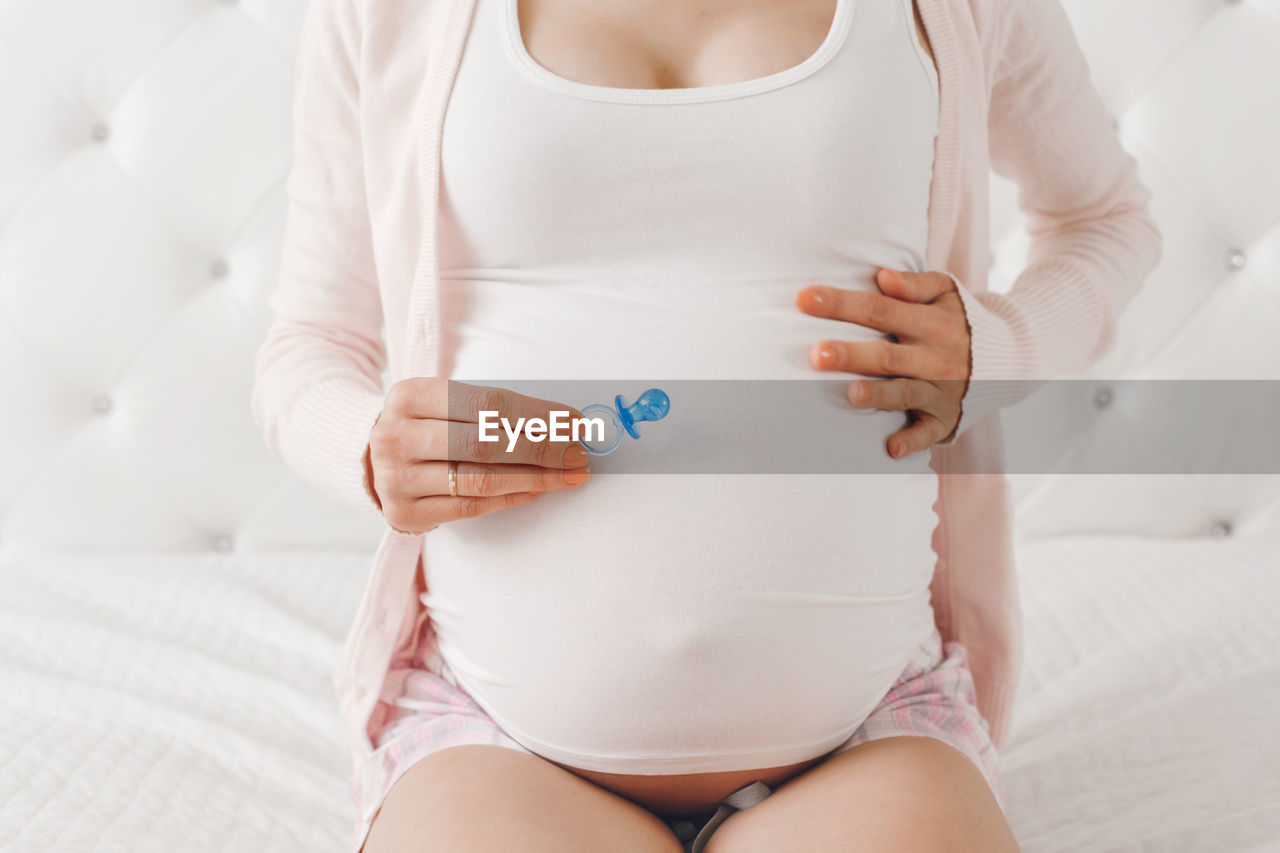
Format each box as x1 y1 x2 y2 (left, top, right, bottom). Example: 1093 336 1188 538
250 0 388 519
944 0 1163 440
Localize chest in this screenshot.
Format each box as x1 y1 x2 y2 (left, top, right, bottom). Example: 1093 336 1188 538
443 0 939 273
513 0 936 90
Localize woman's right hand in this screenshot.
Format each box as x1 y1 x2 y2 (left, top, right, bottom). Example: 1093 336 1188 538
365 378 591 535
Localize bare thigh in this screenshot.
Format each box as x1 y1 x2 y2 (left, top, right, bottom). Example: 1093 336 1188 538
361 744 687 853
703 736 1020 853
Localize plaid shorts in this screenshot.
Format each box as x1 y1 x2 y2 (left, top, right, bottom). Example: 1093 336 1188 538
348 623 1001 852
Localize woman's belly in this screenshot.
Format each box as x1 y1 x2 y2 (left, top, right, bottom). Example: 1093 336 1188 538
424 472 938 772
424 270 941 791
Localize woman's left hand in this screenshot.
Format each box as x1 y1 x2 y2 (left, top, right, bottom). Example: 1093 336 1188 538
796 267 971 459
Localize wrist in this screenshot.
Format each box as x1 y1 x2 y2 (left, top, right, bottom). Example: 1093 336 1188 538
362 441 382 513
941 273 1035 441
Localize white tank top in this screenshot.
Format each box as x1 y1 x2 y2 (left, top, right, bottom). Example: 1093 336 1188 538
420 0 942 774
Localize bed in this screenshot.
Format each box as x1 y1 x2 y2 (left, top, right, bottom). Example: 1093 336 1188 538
2 537 1277 852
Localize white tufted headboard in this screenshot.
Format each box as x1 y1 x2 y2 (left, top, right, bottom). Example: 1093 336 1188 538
1 0 1278 563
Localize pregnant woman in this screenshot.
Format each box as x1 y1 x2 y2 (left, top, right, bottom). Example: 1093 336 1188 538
252 0 1160 850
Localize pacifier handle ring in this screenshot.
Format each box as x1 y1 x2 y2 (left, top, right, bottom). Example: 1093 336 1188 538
578 403 624 456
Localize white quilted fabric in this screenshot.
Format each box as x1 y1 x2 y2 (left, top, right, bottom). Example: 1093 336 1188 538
1004 537 1280 851
1 543 1277 852
0 0 1277 554
0 551 368 852
2 0 1279 850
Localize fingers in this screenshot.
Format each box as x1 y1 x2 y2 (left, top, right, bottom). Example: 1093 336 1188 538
394 413 593 468
874 268 957 304
387 491 546 532
446 381 586 426
848 379 963 458
449 421 592 468
377 460 592 532
454 461 590 495
810 338 941 379
847 378 943 414
795 286 927 338
886 413 951 459
793 271 965 462
418 460 591 497
372 379 596 534
385 377 584 425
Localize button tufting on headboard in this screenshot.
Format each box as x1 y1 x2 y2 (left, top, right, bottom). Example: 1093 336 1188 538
0 0 1277 558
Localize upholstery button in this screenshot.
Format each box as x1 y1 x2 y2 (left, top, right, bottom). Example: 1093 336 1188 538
212 534 233 552
1224 247 1246 271
1210 521 1233 539
1092 385 1113 410
91 393 112 415
90 122 109 143
209 258 230 279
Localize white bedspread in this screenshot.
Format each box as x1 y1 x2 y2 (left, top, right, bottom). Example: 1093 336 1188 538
1003 537 1280 852
2 539 1278 852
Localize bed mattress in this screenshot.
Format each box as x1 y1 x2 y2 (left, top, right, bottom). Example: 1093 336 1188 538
1 538 1277 851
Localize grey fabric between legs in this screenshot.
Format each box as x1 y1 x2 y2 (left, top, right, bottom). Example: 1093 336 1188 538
663 780 773 853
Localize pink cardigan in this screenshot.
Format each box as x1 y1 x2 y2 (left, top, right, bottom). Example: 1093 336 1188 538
252 0 1160 768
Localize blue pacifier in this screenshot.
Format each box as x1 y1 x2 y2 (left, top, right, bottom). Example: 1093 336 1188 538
577 388 671 456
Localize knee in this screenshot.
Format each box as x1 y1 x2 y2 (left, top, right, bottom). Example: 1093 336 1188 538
701 737 1018 853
